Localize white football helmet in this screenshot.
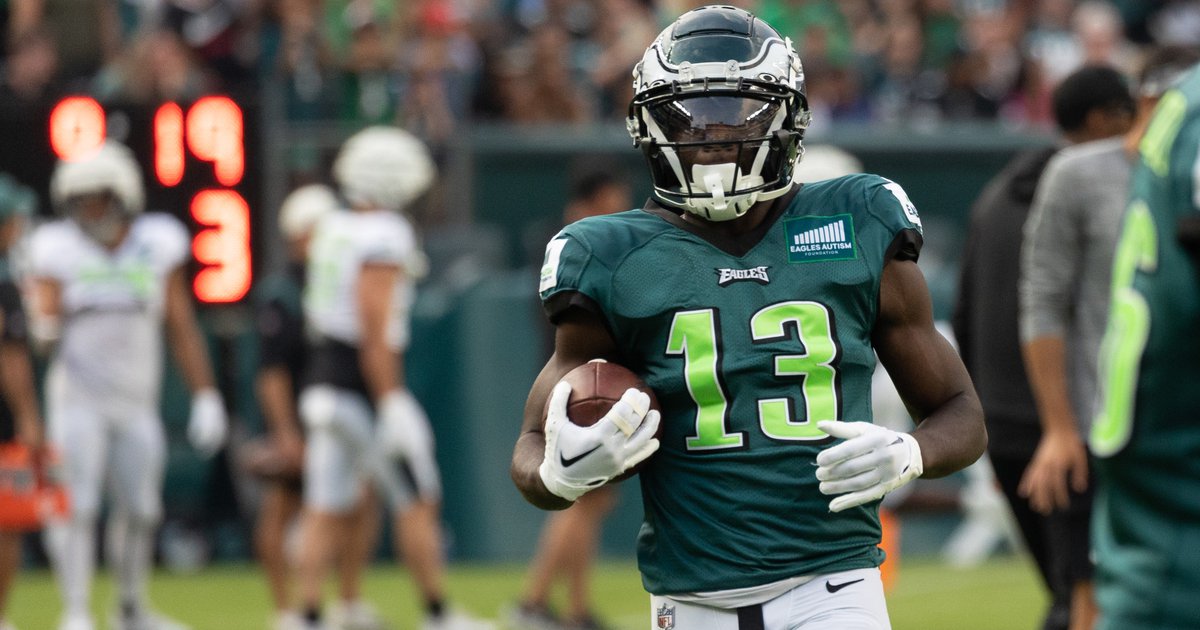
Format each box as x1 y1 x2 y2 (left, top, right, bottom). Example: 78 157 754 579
627 5 811 222
279 183 338 240
50 141 145 216
333 126 435 213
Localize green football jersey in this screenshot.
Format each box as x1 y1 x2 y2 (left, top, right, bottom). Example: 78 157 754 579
539 174 924 594
1091 66 1200 630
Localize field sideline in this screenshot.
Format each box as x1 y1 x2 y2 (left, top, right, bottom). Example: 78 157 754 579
5 555 1047 629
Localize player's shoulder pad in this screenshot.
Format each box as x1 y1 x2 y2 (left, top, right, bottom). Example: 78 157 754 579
135 212 191 265
28 219 77 277
842 173 924 235
353 211 415 262
30 218 74 245
539 210 661 296
564 209 665 261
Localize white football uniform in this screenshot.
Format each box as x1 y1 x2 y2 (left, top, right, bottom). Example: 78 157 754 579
300 209 440 513
304 209 416 350
29 213 189 520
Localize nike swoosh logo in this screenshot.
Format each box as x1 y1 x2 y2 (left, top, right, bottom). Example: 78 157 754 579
825 578 864 593
560 445 602 467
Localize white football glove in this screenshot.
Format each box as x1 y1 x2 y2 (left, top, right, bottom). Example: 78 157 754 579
538 381 661 502
815 421 923 513
377 389 434 462
188 388 228 458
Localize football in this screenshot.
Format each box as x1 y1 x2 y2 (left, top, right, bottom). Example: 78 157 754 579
551 359 662 480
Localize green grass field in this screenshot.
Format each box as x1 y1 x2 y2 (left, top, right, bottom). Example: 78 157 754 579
5 555 1047 630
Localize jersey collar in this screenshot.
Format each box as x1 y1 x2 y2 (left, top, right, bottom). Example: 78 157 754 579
642 186 801 258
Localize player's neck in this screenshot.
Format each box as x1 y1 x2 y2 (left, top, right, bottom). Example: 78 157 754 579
98 224 132 251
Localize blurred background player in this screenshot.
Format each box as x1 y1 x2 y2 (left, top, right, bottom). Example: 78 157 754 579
251 183 384 630
506 170 631 630
1019 47 1199 630
0 173 42 630
294 126 492 630
954 64 1137 630
29 142 230 630
1090 59 1200 630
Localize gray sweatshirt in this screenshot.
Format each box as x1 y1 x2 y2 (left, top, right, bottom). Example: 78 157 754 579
1019 137 1131 433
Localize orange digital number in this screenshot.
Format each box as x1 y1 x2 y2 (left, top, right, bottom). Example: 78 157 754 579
154 102 185 187
185 96 244 186
191 189 251 303
49 97 106 160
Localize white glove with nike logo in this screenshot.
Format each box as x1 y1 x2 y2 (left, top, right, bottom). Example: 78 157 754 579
538 381 661 502
815 421 923 513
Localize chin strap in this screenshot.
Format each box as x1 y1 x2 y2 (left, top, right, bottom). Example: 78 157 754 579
686 163 762 221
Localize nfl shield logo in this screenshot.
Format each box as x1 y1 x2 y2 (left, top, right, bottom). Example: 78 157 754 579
656 603 675 629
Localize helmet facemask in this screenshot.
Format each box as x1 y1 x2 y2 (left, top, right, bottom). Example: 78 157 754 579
64 190 132 248
628 6 811 222
641 92 801 221
50 141 146 247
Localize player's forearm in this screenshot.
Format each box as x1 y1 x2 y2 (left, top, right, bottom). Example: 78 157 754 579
358 340 399 402
164 269 217 393
0 342 39 433
29 278 61 355
911 389 987 478
167 318 217 392
511 431 572 511
256 368 298 437
1021 336 1079 436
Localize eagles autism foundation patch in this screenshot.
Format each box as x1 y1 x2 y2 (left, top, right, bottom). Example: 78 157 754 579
785 214 858 263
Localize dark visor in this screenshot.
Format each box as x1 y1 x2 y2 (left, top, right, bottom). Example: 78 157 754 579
648 95 781 144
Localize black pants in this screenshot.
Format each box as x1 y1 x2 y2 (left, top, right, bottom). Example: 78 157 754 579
990 451 1094 630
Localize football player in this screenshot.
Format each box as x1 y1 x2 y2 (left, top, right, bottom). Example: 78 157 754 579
30 142 229 630
512 6 986 629
253 184 384 630
294 126 492 630
0 173 41 630
1090 61 1200 630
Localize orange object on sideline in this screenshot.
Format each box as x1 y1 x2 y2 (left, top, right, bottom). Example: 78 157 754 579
879 507 900 592
0 442 69 531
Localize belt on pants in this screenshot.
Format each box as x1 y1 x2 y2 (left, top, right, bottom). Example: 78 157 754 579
737 604 764 630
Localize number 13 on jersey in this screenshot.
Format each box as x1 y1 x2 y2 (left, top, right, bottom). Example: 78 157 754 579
666 301 841 452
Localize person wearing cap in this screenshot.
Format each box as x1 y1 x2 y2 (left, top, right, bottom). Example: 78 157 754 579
1018 46 1200 630
251 184 386 630
0 173 42 630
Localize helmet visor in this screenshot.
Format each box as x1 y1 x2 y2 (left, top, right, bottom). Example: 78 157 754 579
648 95 781 144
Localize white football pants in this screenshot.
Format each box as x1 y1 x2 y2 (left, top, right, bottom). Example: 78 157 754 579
298 385 442 513
649 568 891 630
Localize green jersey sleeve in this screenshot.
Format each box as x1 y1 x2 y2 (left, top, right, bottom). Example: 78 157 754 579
863 175 925 262
538 224 611 324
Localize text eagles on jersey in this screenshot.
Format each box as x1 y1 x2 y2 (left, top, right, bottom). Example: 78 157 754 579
715 266 771 286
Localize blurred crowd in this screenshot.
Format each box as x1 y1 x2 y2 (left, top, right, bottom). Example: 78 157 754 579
3 0 1199 143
